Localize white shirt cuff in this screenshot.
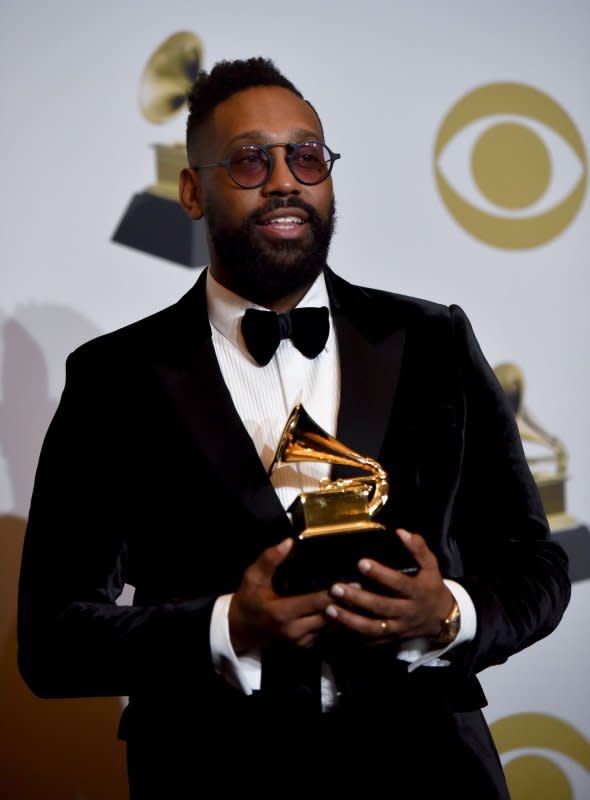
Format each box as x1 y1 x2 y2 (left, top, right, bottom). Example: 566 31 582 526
210 594 261 694
397 578 477 672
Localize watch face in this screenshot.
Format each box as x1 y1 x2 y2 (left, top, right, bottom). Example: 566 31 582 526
441 622 459 644
439 602 460 644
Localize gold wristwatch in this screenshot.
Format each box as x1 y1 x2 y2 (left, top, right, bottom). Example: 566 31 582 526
437 598 461 645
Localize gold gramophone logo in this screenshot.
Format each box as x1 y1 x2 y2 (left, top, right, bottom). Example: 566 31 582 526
112 31 209 267
434 83 587 249
139 31 202 200
494 361 576 532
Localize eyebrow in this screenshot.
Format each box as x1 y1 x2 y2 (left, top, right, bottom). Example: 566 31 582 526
227 128 323 146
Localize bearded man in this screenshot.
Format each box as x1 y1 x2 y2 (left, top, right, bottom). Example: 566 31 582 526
18 56 570 799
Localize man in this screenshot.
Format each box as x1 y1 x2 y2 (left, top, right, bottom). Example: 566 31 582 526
18 57 570 799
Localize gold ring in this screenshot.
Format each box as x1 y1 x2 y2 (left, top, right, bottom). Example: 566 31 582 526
380 620 390 635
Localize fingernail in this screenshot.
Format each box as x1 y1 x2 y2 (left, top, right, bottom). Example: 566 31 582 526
331 584 345 597
277 538 293 554
358 559 371 574
326 605 339 618
397 529 411 542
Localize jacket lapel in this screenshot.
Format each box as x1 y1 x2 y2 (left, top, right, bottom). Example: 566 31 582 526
326 269 405 468
151 270 290 537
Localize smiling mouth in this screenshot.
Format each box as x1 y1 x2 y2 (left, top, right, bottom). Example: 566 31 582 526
260 215 306 227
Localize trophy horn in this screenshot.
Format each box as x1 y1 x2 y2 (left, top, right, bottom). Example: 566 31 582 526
270 403 389 517
139 31 203 124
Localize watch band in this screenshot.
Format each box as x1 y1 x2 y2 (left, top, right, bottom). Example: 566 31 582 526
437 598 461 645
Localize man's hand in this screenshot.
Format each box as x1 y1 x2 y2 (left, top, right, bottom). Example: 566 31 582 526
325 529 455 643
229 538 333 655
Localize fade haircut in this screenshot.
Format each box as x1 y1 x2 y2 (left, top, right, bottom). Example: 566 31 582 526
185 56 320 165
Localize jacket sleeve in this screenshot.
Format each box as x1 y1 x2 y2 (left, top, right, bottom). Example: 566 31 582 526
17 347 220 700
448 304 571 675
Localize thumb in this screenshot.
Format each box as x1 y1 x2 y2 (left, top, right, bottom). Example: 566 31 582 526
257 537 294 577
396 528 437 570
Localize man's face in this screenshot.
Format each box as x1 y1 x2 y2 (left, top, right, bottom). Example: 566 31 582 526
185 86 336 307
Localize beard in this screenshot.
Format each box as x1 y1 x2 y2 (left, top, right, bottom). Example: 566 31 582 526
205 195 336 306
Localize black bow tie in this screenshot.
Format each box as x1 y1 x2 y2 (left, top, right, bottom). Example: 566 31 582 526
241 306 330 366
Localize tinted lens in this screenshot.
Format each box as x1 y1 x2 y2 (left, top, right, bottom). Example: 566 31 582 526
291 142 331 184
228 146 270 187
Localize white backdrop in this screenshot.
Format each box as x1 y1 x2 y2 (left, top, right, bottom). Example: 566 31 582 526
1 2 589 798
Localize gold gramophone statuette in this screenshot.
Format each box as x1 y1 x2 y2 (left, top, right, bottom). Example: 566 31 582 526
269 403 418 595
494 362 576 532
269 403 389 538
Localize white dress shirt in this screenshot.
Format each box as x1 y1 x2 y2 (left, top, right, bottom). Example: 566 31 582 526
204 268 476 710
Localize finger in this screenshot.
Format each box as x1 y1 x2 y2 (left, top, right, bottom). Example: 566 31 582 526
396 528 439 570
268 537 294 565
297 632 319 648
277 608 331 646
248 538 294 583
330 582 403 618
278 589 333 620
292 610 331 641
356 558 416 598
326 602 402 640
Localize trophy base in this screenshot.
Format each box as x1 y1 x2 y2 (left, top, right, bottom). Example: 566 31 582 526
112 191 209 268
297 520 386 538
291 485 384 539
552 523 590 583
273 526 420 596
273 488 419 595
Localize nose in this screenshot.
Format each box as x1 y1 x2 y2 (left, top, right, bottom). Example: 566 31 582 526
261 146 300 196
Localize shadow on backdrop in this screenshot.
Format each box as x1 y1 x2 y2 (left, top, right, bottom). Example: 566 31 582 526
0 307 128 799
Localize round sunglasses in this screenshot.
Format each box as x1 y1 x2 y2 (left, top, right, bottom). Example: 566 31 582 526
192 141 340 189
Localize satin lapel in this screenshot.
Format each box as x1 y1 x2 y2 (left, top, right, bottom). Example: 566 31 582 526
326 270 405 468
151 271 290 537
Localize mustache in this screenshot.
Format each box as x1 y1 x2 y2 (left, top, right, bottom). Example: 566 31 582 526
248 197 323 226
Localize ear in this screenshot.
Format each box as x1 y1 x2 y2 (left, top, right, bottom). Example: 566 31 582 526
179 168 204 219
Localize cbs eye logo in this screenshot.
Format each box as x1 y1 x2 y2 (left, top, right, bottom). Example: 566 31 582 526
434 83 587 249
490 713 590 798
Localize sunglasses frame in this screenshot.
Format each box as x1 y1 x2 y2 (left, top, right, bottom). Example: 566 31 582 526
192 140 341 189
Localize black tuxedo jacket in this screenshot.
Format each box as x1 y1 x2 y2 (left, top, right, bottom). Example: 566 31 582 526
17 267 570 797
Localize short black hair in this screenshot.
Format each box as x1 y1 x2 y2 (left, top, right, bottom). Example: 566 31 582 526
185 56 310 165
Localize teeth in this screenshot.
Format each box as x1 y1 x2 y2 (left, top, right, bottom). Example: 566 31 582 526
267 216 303 224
